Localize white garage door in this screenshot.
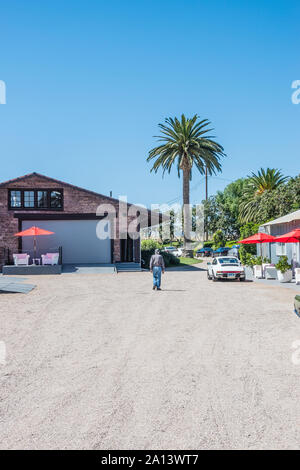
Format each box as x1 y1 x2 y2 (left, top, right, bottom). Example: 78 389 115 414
22 219 111 264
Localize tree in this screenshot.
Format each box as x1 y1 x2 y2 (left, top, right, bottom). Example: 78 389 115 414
239 168 289 223
204 178 247 239
147 114 225 255
239 222 261 265
212 229 226 249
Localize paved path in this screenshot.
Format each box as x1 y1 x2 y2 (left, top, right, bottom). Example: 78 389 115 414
0 264 299 449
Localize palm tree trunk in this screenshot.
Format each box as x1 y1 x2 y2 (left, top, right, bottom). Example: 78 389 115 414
182 168 193 256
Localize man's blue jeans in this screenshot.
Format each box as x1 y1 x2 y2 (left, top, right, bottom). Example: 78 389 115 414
153 266 162 288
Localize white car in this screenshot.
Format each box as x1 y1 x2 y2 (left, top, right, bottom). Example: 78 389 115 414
207 256 245 281
163 246 182 257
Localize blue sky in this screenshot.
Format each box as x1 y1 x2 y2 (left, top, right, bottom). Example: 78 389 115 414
0 0 299 207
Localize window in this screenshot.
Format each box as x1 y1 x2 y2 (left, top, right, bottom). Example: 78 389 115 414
10 190 21 208
8 189 63 210
50 191 62 208
276 242 286 256
37 191 48 208
24 191 35 208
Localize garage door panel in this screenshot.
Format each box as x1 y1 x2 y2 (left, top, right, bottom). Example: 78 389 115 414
22 220 111 264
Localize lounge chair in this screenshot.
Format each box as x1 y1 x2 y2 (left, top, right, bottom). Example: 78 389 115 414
295 268 300 285
13 253 30 266
41 253 59 266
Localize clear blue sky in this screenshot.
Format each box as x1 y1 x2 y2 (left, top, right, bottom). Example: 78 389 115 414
1 0 299 207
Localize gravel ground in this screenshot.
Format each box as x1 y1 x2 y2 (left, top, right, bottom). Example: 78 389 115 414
0 263 299 450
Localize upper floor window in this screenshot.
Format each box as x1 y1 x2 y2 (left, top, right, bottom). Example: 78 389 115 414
10 190 22 208
8 189 63 210
24 191 35 208
50 190 63 208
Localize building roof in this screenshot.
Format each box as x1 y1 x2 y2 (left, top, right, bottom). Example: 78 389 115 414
261 209 300 227
0 172 123 204
0 172 165 227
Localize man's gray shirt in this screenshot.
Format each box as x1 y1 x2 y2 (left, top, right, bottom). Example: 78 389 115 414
150 254 165 270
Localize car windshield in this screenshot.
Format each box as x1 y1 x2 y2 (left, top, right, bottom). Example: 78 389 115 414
218 258 239 265
166 247 175 250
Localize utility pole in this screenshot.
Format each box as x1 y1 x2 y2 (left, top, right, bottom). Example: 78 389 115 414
205 166 208 241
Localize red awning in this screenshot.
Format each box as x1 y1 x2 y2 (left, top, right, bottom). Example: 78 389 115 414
239 233 277 244
275 228 300 243
14 226 54 237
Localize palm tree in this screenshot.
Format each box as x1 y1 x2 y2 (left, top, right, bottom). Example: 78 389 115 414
147 114 225 254
239 168 289 222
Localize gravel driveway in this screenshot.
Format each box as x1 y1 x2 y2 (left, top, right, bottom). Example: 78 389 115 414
0 264 299 450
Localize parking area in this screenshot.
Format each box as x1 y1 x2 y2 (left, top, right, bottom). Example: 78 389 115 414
0 263 299 449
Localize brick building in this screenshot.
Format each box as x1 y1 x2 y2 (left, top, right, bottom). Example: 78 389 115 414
0 173 157 268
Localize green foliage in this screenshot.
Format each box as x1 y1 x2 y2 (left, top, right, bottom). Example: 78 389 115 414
212 229 226 249
240 222 260 239
239 169 292 223
275 256 292 274
239 222 261 263
253 175 300 222
204 178 248 239
141 248 180 269
141 239 162 251
147 114 225 177
240 253 270 267
240 252 255 267
225 240 239 248
203 241 213 247
204 172 299 239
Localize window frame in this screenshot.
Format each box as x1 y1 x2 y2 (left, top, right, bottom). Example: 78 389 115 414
276 242 286 256
8 188 64 211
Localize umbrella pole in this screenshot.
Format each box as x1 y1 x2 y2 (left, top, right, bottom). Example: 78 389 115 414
261 243 264 279
34 236 37 260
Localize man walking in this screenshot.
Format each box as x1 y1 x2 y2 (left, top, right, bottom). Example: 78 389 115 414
150 249 165 290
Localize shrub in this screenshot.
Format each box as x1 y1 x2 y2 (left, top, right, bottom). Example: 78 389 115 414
141 248 180 269
239 222 262 262
240 253 270 267
275 256 291 274
141 239 162 251
212 230 226 249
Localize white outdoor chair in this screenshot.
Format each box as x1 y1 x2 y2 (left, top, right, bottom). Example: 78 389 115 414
253 265 263 278
295 268 300 285
41 253 59 266
13 253 30 266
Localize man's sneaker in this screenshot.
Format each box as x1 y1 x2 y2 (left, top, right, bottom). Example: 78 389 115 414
153 286 156 290
157 287 161 291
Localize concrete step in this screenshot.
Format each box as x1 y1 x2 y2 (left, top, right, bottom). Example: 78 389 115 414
116 263 141 272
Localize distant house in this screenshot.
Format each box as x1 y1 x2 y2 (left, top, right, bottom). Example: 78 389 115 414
259 209 300 265
0 172 160 268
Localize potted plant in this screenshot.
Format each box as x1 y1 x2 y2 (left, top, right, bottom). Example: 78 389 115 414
275 256 292 283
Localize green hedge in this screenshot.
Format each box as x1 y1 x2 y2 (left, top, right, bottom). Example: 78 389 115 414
141 249 180 269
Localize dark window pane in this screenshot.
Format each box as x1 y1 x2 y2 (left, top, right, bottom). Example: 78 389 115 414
10 190 22 208
37 191 48 208
24 191 35 208
50 191 62 208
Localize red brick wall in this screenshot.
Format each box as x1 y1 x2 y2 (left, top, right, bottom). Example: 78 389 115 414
0 174 140 266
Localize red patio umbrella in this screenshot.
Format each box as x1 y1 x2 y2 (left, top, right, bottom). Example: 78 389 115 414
238 232 277 277
274 228 300 243
14 226 54 260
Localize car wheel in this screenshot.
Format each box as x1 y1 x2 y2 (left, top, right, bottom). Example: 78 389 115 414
212 272 219 282
240 277 245 282
207 270 212 280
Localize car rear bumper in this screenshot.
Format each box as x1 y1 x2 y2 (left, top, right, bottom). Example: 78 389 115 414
216 272 245 279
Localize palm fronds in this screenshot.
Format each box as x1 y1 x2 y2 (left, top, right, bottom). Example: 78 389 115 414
147 114 225 177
